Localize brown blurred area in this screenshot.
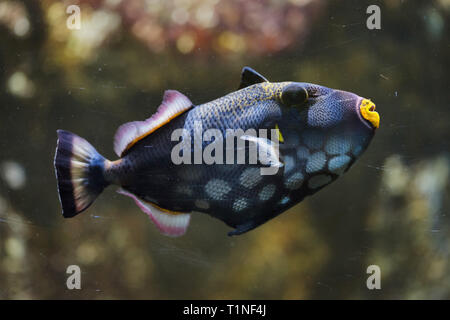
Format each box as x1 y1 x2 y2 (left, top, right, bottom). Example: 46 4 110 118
0 0 449 299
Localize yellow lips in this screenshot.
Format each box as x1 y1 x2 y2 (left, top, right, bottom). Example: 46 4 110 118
360 99 380 129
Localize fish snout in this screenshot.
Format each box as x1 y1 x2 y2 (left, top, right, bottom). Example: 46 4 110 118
359 99 380 129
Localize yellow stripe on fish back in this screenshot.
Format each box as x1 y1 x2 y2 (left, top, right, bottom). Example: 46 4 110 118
201 82 291 114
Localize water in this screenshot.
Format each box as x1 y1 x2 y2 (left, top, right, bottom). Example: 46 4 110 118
0 0 448 299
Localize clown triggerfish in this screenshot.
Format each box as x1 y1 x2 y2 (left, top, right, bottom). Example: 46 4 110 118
54 67 380 237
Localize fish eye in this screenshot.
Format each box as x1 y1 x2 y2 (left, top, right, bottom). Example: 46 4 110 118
281 83 309 108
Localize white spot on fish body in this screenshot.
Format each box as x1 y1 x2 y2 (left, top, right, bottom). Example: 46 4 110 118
325 136 351 155
178 167 203 181
258 184 276 201
279 196 290 205
308 174 332 189
306 151 326 173
176 185 193 196
195 199 210 210
284 172 304 190
233 197 248 212
239 167 262 189
205 179 231 200
297 146 310 159
328 155 351 175
284 156 295 174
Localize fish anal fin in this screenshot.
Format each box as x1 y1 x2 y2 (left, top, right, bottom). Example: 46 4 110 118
117 188 191 237
238 66 269 89
114 90 193 157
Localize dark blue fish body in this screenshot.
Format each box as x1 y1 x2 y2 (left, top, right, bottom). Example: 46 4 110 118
54 67 379 236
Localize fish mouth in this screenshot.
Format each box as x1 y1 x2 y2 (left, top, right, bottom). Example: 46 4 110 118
359 98 380 129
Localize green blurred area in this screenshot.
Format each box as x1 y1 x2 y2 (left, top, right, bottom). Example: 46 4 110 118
0 0 449 299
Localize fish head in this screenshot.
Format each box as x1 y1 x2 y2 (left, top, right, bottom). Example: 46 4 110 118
278 83 380 174
280 83 379 130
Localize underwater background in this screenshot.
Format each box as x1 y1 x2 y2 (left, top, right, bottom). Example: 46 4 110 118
0 0 449 299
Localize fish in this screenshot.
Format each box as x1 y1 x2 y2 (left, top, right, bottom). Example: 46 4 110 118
54 67 380 237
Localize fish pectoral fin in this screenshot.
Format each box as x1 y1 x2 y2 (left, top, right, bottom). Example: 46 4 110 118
117 188 191 237
238 66 269 89
275 124 284 144
240 134 284 169
113 90 193 157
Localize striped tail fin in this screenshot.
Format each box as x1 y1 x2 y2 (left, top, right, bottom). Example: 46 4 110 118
54 130 109 217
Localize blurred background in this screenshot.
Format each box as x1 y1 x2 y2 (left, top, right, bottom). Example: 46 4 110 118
0 0 449 299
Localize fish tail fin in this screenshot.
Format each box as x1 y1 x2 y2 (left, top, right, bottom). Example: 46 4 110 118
54 130 110 218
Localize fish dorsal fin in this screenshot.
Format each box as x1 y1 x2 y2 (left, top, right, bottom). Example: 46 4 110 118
117 189 191 237
114 90 193 157
238 66 269 89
